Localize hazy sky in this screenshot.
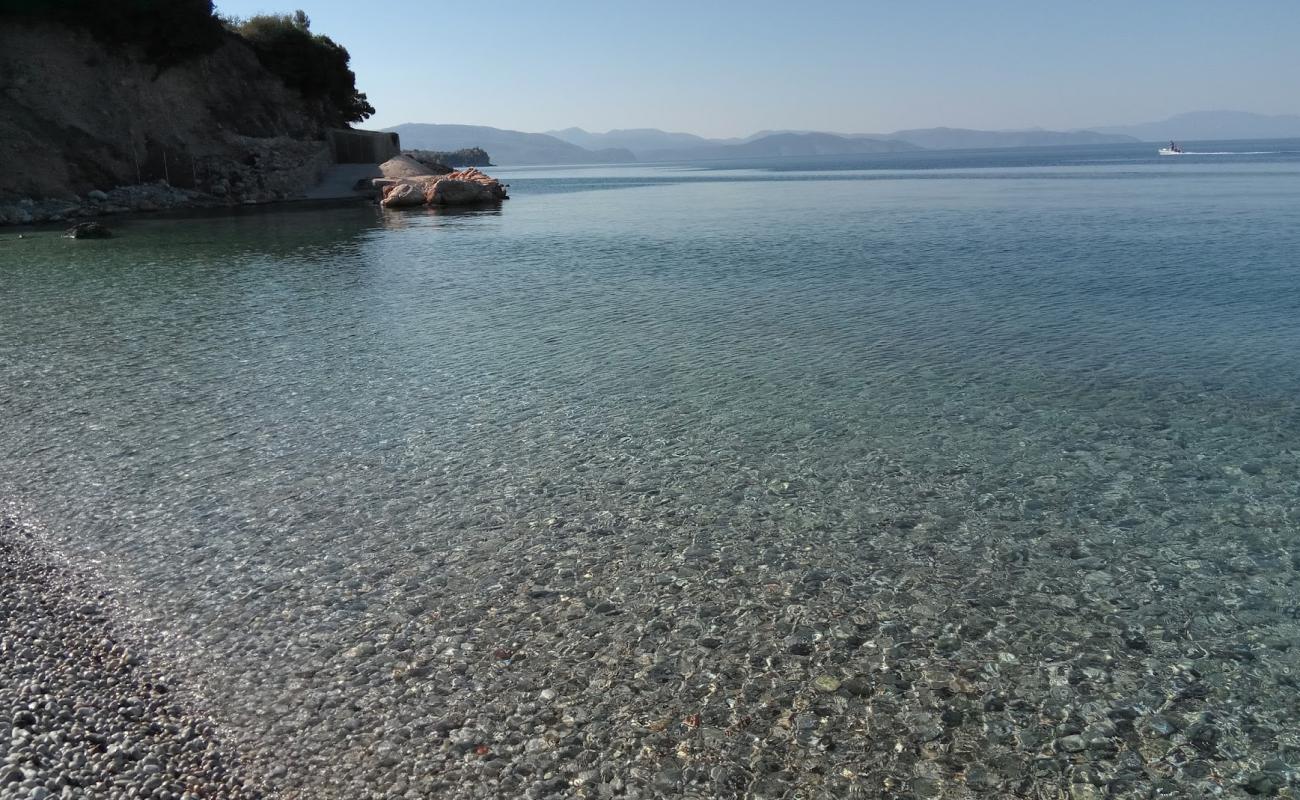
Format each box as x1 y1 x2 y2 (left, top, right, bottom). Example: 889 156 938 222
214 0 1300 137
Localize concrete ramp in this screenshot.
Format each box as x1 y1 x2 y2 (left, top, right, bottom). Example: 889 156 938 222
304 163 381 200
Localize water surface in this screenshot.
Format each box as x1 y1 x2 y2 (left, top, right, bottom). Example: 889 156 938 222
3 143 1299 799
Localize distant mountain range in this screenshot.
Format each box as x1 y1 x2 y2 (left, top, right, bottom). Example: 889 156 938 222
635 132 920 161
385 124 1127 166
883 127 1132 150
545 126 1130 163
385 111 1298 166
545 127 741 153
1089 110 1300 142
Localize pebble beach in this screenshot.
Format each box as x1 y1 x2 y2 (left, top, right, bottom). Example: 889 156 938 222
1 508 267 800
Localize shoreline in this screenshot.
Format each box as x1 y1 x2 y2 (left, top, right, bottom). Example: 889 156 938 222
0 504 273 799
0 193 376 237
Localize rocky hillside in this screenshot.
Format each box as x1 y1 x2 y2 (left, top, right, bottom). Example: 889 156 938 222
0 14 362 224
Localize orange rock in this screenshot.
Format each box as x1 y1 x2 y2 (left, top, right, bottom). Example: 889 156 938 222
380 182 424 207
377 168 509 207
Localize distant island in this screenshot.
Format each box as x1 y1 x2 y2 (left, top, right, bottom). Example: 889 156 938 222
405 147 492 167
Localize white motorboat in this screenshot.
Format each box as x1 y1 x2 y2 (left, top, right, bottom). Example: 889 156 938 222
1158 141 1184 156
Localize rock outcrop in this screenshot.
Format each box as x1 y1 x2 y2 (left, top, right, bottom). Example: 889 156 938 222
377 168 509 208
0 183 209 227
380 183 426 208
426 179 495 206
378 154 440 179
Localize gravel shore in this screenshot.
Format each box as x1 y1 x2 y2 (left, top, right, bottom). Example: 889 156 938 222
0 509 269 800
5 390 1300 799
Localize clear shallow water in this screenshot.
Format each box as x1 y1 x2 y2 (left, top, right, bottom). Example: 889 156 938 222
2 144 1300 799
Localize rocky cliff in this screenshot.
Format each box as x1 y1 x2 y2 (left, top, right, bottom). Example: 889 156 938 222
0 21 341 224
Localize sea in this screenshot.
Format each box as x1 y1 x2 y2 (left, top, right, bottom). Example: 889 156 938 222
2 140 1299 799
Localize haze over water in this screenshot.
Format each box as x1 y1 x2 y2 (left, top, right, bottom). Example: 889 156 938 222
3 142 1299 798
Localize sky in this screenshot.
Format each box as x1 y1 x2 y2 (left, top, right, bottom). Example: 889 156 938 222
213 0 1300 138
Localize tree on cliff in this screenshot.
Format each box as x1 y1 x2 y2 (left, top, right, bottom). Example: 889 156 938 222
228 11 375 126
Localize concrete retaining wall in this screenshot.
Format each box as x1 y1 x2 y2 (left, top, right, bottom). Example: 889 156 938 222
328 129 400 164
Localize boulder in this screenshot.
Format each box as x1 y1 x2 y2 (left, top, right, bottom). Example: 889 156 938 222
378 154 438 179
443 167 509 200
64 221 112 239
375 167 509 209
426 179 496 206
380 182 425 208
